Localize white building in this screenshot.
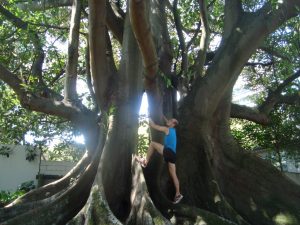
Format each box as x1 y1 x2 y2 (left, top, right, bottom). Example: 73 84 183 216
0 145 75 192
255 149 300 185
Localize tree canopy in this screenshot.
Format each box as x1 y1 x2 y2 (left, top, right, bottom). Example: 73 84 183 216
0 0 300 225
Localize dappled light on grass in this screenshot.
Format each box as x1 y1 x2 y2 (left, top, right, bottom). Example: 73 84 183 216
249 197 257 211
214 194 221 203
195 215 207 225
273 212 298 225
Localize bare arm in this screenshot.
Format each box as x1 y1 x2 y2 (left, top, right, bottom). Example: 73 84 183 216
149 119 169 134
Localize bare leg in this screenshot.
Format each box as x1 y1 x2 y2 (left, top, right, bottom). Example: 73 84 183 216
145 141 163 166
168 162 180 197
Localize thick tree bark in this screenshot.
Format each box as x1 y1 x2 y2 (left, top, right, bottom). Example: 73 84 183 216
100 13 144 221
1 1 300 225
177 88 300 224
126 159 172 225
64 0 81 102
195 0 210 77
129 0 158 80
88 0 115 111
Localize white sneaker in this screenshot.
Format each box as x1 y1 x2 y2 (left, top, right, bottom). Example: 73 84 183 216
173 194 183 204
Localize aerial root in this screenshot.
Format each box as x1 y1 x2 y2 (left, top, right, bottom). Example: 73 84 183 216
67 185 122 225
0 152 93 223
125 157 172 225
0 147 102 225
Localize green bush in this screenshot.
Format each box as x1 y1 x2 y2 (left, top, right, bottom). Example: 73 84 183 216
0 180 35 207
0 190 25 207
18 180 35 192
137 115 150 156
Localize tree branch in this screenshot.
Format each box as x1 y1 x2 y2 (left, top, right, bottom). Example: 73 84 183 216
85 37 97 111
29 22 70 32
192 0 300 116
31 32 45 86
259 45 291 62
259 1 300 35
0 64 90 121
231 103 270 125
129 0 158 82
186 22 201 51
194 0 210 77
278 93 300 105
106 0 124 43
16 0 124 44
259 70 300 113
64 0 81 102
88 0 110 110
172 0 188 76
0 5 27 28
245 61 274 67
223 0 242 39
16 0 73 11
274 70 300 94
231 70 300 124
156 1 173 75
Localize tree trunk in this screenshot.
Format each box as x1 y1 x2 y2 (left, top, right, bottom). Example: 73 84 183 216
177 91 300 225
1 1 300 225
100 13 144 221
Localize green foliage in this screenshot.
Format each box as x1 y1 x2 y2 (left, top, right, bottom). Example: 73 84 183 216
242 16 300 103
0 190 25 207
0 80 85 162
0 1 78 150
0 145 12 157
231 106 300 167
47 141 85 162
18 180 35 192
137 115 150 156
0 180 34 207
160 73 173 88
0 0 299 171
230 13 300 169
242 0 266 12
25 145 38 161
0 2 97 164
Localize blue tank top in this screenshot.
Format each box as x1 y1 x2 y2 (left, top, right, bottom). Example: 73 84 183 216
164 128 177 153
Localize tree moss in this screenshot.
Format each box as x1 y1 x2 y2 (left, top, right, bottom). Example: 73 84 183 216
85 186 122 225
153 216 165 225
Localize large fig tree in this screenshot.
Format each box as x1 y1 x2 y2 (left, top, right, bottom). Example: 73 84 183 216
0 0 299 224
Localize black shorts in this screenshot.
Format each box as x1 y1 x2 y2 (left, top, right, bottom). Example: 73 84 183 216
163 147 176 164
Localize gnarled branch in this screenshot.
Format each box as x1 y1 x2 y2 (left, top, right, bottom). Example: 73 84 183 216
88 0 110 110
231 104 270 125
259 70 300 113
260 45 291 62
0 64 92 121
172 0 188 76
223 0 242 39
64 0 81 102
231 70 300 124
195 0 210 77
106 0 124 43
129 0 158 82
193 0 300 116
